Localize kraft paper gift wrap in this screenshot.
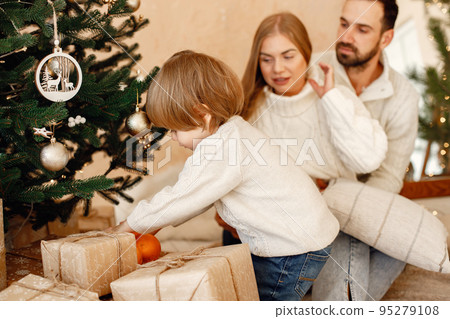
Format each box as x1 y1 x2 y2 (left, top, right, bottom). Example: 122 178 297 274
5 214 49 249
0 247 5 292
41 231 137 296
1 199 6 291
0 274 99 301
110 244 260 301
323 178 450 273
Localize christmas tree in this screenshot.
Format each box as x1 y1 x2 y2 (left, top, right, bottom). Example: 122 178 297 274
410 0 450 176
0 0 166 231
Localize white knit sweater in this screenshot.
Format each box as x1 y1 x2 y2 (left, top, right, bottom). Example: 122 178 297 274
250 63 389 182
127 116 339 257
317 52 420 193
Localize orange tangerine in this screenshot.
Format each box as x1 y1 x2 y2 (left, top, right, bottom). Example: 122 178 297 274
136 233 161 263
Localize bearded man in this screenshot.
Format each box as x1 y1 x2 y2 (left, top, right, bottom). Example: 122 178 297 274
312 0 420 301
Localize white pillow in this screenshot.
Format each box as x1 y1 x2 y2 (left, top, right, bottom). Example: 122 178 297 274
322 178 450 273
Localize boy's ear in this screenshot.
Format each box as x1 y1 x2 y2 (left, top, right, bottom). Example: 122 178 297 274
202 112 213 129
194 104 213 130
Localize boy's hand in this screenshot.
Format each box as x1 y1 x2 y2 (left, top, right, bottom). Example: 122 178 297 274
308 62 335 98
105 220 134 233
214 212 240 239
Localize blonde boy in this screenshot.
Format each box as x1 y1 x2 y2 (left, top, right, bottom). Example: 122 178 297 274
113 50 339 300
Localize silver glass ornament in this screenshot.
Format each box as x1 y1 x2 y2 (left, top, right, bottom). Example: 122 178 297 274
126 0 140 12
40 139 70 171
126 110 151 135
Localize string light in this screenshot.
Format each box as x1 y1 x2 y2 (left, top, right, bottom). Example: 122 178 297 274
432 210 438 216
426 1 450 175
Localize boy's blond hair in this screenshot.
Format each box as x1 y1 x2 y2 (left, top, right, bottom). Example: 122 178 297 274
146 50 244 131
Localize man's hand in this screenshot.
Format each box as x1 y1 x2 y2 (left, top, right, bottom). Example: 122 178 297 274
309 62 335 98
214 212 240 239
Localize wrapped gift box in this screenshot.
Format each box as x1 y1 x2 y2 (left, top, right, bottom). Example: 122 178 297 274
1 199 6 290
78 206 115 232
41 231 137 296
4 215 49 250
0 274 99 301
0 248 5 291
110 244 259 301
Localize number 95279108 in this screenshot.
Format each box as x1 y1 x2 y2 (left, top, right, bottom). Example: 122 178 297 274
379 305 439 316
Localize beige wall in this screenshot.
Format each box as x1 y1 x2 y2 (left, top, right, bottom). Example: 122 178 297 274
396 0 439 64
86 0 436 211
133 0 345 77
131 0 436 78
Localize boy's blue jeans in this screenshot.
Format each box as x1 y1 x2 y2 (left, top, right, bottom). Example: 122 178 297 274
251 245 332 301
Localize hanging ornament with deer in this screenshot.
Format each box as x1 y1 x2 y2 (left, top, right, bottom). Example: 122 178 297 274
35 1 82 102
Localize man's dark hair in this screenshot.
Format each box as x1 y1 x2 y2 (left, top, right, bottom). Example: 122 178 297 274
378 0 399 31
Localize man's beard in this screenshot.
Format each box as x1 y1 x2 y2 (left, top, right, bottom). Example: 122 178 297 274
336 40 380 70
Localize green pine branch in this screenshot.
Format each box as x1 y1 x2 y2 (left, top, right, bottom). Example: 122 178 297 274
1 0 164 229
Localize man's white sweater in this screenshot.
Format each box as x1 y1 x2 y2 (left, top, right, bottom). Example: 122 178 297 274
127 116 339 257
318 51 419 193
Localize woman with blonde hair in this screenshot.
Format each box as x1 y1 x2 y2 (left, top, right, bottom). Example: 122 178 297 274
219 12 389 248
241 12 313 119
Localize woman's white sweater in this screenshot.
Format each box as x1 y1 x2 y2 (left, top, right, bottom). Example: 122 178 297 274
249 64 388 182
127 116 339 257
